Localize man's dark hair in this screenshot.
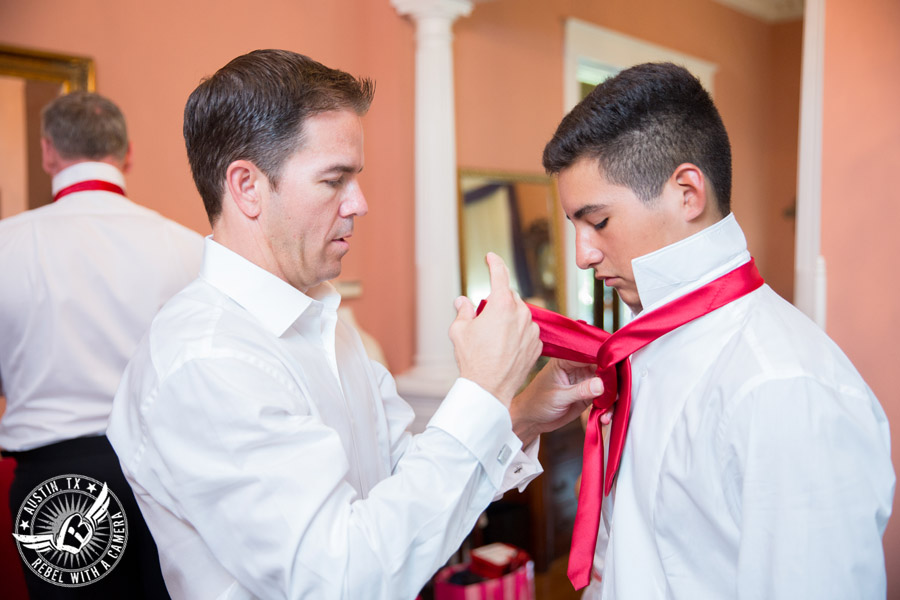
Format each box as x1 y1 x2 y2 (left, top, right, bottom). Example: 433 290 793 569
41 91 129 161
543 62 732 215
184 49 375 224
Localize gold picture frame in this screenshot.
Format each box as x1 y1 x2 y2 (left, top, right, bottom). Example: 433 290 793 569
0 44 95 92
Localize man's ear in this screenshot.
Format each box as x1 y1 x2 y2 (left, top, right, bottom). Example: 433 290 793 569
224 160 266 219
671 163 709 223
41 137 58 175
120 142 134 175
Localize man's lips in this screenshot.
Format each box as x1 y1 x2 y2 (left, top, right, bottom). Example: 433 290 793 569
331 233 352 250
598 275 619 286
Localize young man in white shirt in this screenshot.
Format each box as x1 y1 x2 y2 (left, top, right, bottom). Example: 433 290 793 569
542 62 894 599
0 91 202 597
107 49 602 599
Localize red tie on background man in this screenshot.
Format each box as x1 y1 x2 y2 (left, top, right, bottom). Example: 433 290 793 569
53 180 125 202
481 258 764 590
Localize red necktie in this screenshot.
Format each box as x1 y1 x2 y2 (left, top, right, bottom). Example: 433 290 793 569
487 258 764 589
53 180 125 202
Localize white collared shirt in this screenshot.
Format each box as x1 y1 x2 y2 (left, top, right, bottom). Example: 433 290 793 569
0 162 203 450
107 237 541 600
584 215 894 599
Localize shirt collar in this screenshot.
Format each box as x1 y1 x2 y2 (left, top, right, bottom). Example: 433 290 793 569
52 162 126 197
199 237 341 337
632 213 752 314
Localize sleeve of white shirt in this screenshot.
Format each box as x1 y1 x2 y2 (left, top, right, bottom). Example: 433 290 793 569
369 360 542 495
722 376 894 600
141 355 538 600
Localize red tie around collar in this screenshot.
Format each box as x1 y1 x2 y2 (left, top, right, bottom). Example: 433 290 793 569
478 258 764 590
53 180 125 202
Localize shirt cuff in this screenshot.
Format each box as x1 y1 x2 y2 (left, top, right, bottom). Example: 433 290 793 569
495 435 543 500
427 378 524 490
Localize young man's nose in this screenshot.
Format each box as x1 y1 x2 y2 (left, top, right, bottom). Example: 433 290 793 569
575 238 603 270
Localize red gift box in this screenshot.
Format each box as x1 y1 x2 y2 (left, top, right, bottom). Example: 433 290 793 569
434 546 534 600
470 543 529 579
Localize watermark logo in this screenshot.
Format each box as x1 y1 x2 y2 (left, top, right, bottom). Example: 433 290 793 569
12 475 128 587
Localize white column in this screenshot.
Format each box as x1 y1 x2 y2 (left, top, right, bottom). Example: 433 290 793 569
392 0 473 431
794 0 827 328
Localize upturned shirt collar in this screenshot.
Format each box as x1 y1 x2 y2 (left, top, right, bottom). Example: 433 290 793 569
199 237 341 337
632 213 752 315
51 162 126 197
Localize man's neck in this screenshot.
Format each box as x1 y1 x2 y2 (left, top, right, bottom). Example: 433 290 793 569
48 156 124 177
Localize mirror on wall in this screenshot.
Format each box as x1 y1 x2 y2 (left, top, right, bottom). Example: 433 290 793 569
0 45 95 218
458 169 565 312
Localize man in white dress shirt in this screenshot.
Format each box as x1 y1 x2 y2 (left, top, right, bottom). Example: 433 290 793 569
107 49 602 599
541 62 894 599
0 92 202 597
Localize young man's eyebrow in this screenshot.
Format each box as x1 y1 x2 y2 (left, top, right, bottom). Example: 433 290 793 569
572 204 607 220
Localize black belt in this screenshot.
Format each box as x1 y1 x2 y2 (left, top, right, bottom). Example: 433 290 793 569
1 435 112 462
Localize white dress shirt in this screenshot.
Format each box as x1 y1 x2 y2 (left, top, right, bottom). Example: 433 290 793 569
583 214 894 599
0 162 203 451
107 237 541 600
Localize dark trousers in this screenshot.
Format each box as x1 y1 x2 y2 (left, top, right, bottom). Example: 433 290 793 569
5 436 170 599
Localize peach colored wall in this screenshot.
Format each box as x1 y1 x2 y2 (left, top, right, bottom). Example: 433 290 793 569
0 77 27 219
0 0 800 374
822 0 900 592
455 0 802 304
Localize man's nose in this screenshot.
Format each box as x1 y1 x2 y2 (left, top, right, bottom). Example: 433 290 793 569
341 183 368 218
575 235 602 270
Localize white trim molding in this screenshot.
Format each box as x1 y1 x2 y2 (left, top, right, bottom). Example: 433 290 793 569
712 0 804 23
794 0 826 328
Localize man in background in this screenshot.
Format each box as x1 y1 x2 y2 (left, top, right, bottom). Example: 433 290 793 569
107 49 602 599
0 91 203 597
542 62 893 599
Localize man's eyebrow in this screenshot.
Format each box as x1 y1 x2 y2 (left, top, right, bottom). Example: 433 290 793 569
317 163 364 176
572 204 607 220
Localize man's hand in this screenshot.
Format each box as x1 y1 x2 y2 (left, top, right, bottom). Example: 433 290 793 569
510 358 605 447
449 253 542 407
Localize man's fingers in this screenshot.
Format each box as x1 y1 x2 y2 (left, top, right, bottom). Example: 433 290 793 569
453 295 475 322
485 252 512 297
576 376 604 400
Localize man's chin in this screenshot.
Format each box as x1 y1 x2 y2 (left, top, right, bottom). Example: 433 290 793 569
615 289 642 315
321 262 343 284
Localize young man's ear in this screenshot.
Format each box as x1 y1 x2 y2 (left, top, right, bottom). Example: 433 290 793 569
672 163 710 223
224 160 266 219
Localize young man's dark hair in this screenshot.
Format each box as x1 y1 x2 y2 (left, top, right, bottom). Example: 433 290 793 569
183 49 375 224
542 62 732 216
